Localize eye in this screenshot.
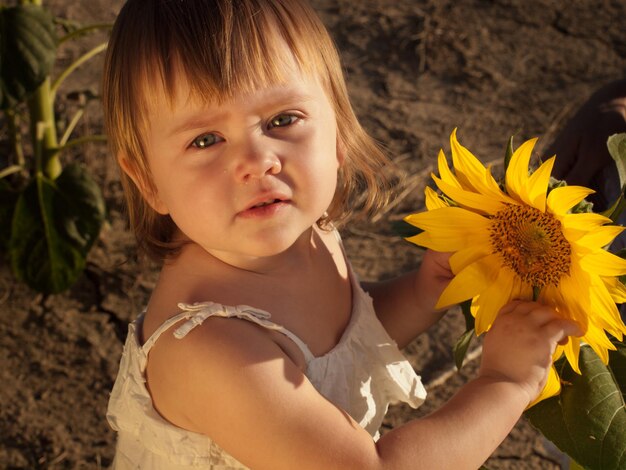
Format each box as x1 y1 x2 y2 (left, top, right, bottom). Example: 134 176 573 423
268 113 299 129
191 133 223 149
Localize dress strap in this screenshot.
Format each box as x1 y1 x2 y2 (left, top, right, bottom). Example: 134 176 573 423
144 301 316 364
141 311 190 353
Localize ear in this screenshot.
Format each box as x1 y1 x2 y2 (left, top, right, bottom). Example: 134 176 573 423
118 153 169 215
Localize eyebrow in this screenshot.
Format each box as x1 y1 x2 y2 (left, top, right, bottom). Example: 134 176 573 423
166 88 316 137
167 113 226 137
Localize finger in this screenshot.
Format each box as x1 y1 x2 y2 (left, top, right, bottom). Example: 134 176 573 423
525 306 563 327
497 299 527 316
498 300 550 319
564 320 584 338
543 319 583 344
557 336 570 346
426 250 453 274
498 301 564 327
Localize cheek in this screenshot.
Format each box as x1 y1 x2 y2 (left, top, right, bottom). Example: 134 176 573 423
312 145 341 203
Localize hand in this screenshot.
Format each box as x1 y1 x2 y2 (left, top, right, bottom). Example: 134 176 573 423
478 300 582 404
414 249 454 314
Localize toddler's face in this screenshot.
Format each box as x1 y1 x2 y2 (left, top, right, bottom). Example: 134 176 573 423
135 60 342 266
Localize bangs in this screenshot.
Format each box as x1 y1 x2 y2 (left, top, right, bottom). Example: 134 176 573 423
132 0 332 111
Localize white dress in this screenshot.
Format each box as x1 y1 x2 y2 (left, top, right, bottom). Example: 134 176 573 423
107 262 427 469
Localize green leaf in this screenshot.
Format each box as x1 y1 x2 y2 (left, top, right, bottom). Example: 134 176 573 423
460 298 475 331
453 300 476 369
10 164 105 293
600 184 626 223
453 328 474 370
571 198 594 214
608 133 626 189
392 219 423 238
0 4 57 109
525 341 626 470
604 134 626 222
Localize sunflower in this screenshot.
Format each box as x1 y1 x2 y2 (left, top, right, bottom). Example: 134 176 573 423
405 129 626 404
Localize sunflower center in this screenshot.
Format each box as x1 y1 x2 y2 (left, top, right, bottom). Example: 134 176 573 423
489 203 571 288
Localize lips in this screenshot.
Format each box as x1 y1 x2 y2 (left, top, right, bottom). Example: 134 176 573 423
238 192 291 217
251 198 283 209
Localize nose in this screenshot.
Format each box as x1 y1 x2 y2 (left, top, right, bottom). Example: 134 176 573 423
233 137 282 182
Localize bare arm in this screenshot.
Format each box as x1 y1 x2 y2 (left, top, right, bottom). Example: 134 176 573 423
377 376 529 469
146 301 579 470
380 300 581 468
363 249 454 348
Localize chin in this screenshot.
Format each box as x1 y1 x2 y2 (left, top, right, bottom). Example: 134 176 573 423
246 228 311 257
246 240 297 258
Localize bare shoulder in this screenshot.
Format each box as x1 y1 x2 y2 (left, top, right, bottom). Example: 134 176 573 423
144 312 378 469
146 315 296 426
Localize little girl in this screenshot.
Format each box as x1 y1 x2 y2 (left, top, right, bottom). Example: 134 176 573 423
104 0 580 468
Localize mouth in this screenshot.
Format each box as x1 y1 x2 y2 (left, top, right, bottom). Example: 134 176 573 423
239 194 291 218
251 198 283 209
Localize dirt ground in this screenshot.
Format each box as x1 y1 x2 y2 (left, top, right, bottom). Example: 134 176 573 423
1 0 625 468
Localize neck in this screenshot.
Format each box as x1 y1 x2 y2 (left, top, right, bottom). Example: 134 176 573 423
149 225 345 314
171 227 319 277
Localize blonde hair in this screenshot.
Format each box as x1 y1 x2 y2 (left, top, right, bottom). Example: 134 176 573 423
103 0 393 261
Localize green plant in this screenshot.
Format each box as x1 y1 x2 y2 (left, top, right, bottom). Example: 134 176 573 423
0 0 109 294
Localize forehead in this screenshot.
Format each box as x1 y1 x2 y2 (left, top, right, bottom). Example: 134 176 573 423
141 46 328 120
136 37 331 131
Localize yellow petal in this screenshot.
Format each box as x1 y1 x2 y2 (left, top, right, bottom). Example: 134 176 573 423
560 212 613 242
580 249 626 277
449 243 494 274
546 266 590 331
562 227 594 245
433 175 508 215
582 325 616 364
450 129 502 197
405 206 491 231
505 138 538 206
436 149 463 190
547 185 595 215
527 366 561 408
436 254 500 308
406 231 462 252
472 267 516 334
575 225 625 250
526 156 555 212
563 337 581 374
561 212 613 231
603 276 626 304
424 186 448 210
405 222 495 253
552 344 565 363
588 274 626 339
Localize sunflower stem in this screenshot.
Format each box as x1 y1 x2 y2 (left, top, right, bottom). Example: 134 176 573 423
504 135 515 173
532 286 541 301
